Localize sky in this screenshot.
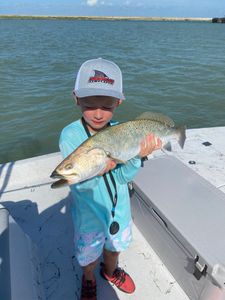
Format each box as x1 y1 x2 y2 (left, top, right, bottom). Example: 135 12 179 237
0 0 225 18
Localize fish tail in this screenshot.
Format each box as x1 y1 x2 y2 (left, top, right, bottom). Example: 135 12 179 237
177 126 186 148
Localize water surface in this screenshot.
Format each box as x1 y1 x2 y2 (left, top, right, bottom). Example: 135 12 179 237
1 19 225 163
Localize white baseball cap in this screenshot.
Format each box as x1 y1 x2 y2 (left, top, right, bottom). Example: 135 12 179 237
74 58 125 100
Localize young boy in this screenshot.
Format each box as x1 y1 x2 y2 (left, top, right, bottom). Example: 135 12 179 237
59 58 161 300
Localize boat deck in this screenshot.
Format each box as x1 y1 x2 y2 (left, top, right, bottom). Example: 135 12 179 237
0 126 225 300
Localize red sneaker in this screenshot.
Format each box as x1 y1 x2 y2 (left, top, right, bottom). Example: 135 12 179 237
80 275 97 300
100 263 135 294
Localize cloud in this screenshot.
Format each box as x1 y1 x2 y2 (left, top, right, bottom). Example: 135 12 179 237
86 0 98 6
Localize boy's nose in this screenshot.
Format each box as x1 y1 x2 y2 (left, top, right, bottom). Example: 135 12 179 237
95 108 103 119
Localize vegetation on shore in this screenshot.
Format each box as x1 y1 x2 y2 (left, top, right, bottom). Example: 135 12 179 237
0 15 212 22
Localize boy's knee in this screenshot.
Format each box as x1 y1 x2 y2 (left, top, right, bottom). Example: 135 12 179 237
83 260 98 271
104 248 120 258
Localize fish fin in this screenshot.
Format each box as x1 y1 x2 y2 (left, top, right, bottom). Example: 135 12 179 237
176 125 186 149
105 151 126 164
87 147 107 156
113 158 126 164
87 148 124 164
51 179 69 189
163 142 172 152
136 111 175 127
106 151 111 157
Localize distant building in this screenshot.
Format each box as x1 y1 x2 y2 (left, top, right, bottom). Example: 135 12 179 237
212 17 225 23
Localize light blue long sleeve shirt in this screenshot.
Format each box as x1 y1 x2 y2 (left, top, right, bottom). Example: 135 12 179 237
59 119 142 235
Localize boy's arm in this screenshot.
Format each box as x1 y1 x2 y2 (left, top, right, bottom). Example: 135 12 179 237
113 156 142 184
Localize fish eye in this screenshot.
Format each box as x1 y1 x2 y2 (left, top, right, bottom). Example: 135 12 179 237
65 164 73 170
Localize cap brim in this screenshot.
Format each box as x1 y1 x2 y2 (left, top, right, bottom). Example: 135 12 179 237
75 88 125 100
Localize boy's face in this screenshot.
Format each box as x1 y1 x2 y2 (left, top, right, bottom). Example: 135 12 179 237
76 96 121 133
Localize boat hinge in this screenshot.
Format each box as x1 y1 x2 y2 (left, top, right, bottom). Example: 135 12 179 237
193 255 207 280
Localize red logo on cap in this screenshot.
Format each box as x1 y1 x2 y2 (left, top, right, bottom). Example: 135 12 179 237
89 70 114 85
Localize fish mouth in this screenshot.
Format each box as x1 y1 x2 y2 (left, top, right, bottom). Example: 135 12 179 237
50 170 69 189
50 170 64 179
50 170 79 181
51 179 68 189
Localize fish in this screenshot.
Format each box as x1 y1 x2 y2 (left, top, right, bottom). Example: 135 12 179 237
50 112 186 188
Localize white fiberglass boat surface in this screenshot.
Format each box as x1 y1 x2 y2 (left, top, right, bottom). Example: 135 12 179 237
0 127 225 300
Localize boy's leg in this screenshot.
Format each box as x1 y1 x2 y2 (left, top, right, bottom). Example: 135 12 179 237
101 248 135 294
103 248 119 276
83 259 98 281
100 222 135 294
81 260 98 300
75 231 105 300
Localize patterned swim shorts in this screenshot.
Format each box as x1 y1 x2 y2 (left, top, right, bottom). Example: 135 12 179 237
74 222 132 266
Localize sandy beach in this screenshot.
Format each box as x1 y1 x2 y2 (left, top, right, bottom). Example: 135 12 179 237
0 15 212 22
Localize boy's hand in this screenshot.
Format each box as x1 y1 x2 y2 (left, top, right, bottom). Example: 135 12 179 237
99 159 117 176
139 133 162 158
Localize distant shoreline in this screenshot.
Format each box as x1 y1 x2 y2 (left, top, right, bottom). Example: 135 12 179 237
0 15 212 22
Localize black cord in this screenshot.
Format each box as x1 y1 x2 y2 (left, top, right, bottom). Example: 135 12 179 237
80 117 118 218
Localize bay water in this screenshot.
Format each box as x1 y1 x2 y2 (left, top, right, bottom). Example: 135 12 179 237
1 19 225 163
